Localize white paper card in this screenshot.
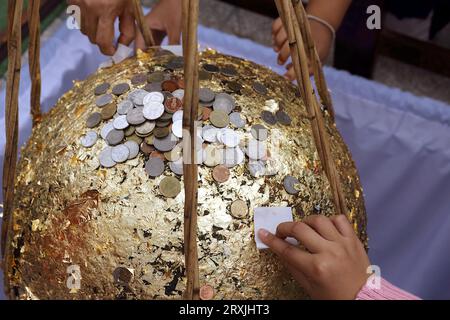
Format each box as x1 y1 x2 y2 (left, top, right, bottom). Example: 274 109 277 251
112 43 133 64
254 207 298 250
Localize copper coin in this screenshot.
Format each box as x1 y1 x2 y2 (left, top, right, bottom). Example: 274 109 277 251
227 81 242 93
101 103 117 120
199 285 214 300
144 82 162 92
140 142 155 156
149 150 165 161
176 78 185 89
161 80 179 92
154 127 170 138
202 107 212 121
156 119 171 128
127 134 143 145
147 71 165 83
212 165 230 183
252 82 268 95
164 97 182 113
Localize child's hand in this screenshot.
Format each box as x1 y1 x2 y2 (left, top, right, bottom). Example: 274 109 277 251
258 214 370 300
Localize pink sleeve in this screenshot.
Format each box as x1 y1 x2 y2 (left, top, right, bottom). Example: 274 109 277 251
356 277 421 300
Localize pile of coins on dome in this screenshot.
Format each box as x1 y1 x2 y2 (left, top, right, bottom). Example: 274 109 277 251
80 55 294 199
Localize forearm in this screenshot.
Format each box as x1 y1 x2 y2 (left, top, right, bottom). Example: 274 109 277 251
306 0 352 30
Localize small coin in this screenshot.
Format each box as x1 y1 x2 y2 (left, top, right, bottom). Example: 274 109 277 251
159 176 181 198
203 145 223 167
86 112 102 128
131 73 148 85
252 82 268 95
230 199 248 219
96 94 113 107
223 147 245 168
212 165 230 183
127 134 143 145
124 140 140 159
261 111 277 125
221 129 240 148
113 115 129 130
171 120 183 138
156 119 171 127
144 82 162 92
143 91 165 104
227 81 242 93
111 144 130 163
126 107 146 125
106 129 125 146
172 89 184 101
94 82 110 96
154 126 170 139
165 144 182 162
128 89 148 106
199 285 214 300
160 112 173 121
145 157 165 178
161 80 179 92
202 125 219 143
150 150 166 161
147 71 165 83
136 121 156 136
99 147 116 168
275 110 292 126
164 97 182 114
173 110 183 122
140 142 155 155
213 93 235 114
220 65 238 77
176 77 185 89
246 140 267 160
143 101 165 120
117 100 134 115
203 64 219 73
124 125 135 137
101 103 117 120
145 135 154 145
210 110 229 128
113 267 133 285
251 124 268 141
154 133 178 152
80 131 98 148
247 160 266 177
199 88 215 103
169 158 184 176
100 121 115 140
229 112 246 128
112 83 130 96
283 175 301 195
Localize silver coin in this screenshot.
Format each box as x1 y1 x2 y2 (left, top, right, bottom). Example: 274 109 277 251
221 129 240 148
124 140 140 159
95 94 113 107
106 129 125 146
172 110 183 122
80 131 98 148
111 144 130 163
283 175 300 195
143 101 165 120
143 91 165 105
135 121 156 136
248 160 266 177
251 124 268 141
172 89 184 101
246 140 267 160
229 112 246 128
154 133 178 152
113 115 129 130
126 107 146 125
145 157 165 177
202 125 219 143
100 121 115 140
99 147 116 168
94 82 110 96
169 158 184 176
172 120 183 138
117 100 134 115
203 145 223 167
199 88 215 103
128 89 148 106
223 147 244 168
213 95 235 114
124 125 135 137
86 112 102 128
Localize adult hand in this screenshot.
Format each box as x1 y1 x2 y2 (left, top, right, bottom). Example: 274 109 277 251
135 0 182 48
258 214 370 300
68 0 135 55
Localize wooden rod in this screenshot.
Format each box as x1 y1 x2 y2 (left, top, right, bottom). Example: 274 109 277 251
276 0 347 216
2 0 23 262
182 0 200 300
28 0 42 125
292 0 334 120
132 0 155 48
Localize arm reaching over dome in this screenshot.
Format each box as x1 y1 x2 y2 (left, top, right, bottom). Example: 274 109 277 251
258 214 420 300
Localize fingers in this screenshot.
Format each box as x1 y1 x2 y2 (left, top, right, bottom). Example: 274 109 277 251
276 222 327 253
118 12 136 46
167 22 182 45
85 14 98 44
302 215 341 241
273 26 287 51
284 63 296 81
96 16 116 56
277 41 290 65
258 229 313 273
134 24 145 50
329 215 356 238
272 17 283 36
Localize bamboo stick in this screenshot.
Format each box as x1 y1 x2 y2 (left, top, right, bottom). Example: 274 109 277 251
28 0 42 125
132 0 155 48
276 0 347 216
182 0 200 300
292 0 334 119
